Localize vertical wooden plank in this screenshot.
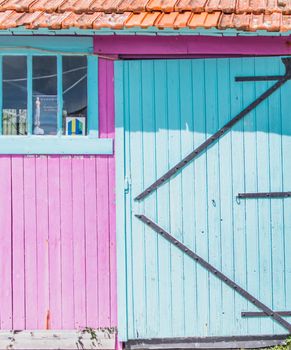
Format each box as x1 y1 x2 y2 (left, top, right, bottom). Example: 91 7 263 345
27 56 33 135
114 60 128 340
124 61 135 339
217 59 235 335
179 60 197 336
192 59 210 337
48 156 62 329
127 60 147 338
105 60 117 328
141 60 159 336
154 60 172 338
204 58 222 336
23 156 38 328
11 156 25 330
72 156 86 329
281 74 291 320
57 55 63 134
59 156 75 329
167 60 184 337
268 58 285 334
0 156 12 329
241 58 260 335
229 58 248 335
254 57 274 334
35 156 50 329
88 56 99 134
84 156 98 327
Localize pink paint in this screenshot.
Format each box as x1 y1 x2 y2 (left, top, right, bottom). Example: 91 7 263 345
35 157 50 329
11 156 25 330
0 157 12 329
24 157 38 329
94 35 291 57
59 157 75 329
0 59 117 331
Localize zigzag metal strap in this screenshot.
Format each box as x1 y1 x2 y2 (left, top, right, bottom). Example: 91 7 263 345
135 58 291 201
135 214 291 333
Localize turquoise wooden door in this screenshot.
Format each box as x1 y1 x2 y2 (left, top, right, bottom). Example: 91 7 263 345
115 57 291 341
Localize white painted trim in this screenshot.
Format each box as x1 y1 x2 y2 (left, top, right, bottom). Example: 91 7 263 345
0 329 116 349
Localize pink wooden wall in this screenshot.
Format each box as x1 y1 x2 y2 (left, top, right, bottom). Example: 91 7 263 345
0 58 116 330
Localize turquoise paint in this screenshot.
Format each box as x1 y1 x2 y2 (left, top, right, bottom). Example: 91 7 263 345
27 55 33 135
0 36 111 154
0 136 113 154
115 60 128 341
0 36 93 53
87 56 98 134
115 57 291 340
57 55 63 134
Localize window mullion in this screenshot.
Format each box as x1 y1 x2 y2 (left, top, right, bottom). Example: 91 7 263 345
27 55 33 135
87 55 98 136
57 55 63 135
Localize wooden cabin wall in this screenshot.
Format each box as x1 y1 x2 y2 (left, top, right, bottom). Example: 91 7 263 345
0 58 116 330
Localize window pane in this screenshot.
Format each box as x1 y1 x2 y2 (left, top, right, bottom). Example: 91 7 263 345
3 56 27 135
63 56 87 136
33 56 57 135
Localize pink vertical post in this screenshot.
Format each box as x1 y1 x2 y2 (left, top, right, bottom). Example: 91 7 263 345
48 156 62 329
60 156 75 329
0 156 12 329
35 156 50 329
23 156 38 329
72 156 86 329
98 57 119 341
84 155 99 327
11 156 25 330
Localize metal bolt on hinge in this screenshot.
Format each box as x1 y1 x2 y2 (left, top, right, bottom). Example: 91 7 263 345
124 176 131 194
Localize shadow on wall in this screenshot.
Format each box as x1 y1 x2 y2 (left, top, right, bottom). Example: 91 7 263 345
116 56 291 137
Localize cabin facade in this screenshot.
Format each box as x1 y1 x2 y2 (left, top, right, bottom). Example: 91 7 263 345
0 2 290 349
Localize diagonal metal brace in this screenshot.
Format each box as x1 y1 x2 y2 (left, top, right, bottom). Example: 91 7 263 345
135 58 291 201
135 214 291 333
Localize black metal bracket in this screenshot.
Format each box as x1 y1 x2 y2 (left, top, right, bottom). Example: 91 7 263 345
135 58 291 201
242 311 291 318
135 214 291 333
238 192 291 199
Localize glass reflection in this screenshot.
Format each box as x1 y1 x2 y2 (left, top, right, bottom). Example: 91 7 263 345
3 56 27 135
63 56 87 136
33 56 57 135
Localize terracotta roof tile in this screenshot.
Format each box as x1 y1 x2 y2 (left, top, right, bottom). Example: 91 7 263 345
92 11 130 28
174 0 206 12
205 0 236 13
188 11 207 26
139 11 161 26
0 0 35 12
118 0 149 12
281 14 291 29
146 0 178 12
0 0 291 31
173 10 192 26
124 11 147 26
156 11 178 27
0 10 23 28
